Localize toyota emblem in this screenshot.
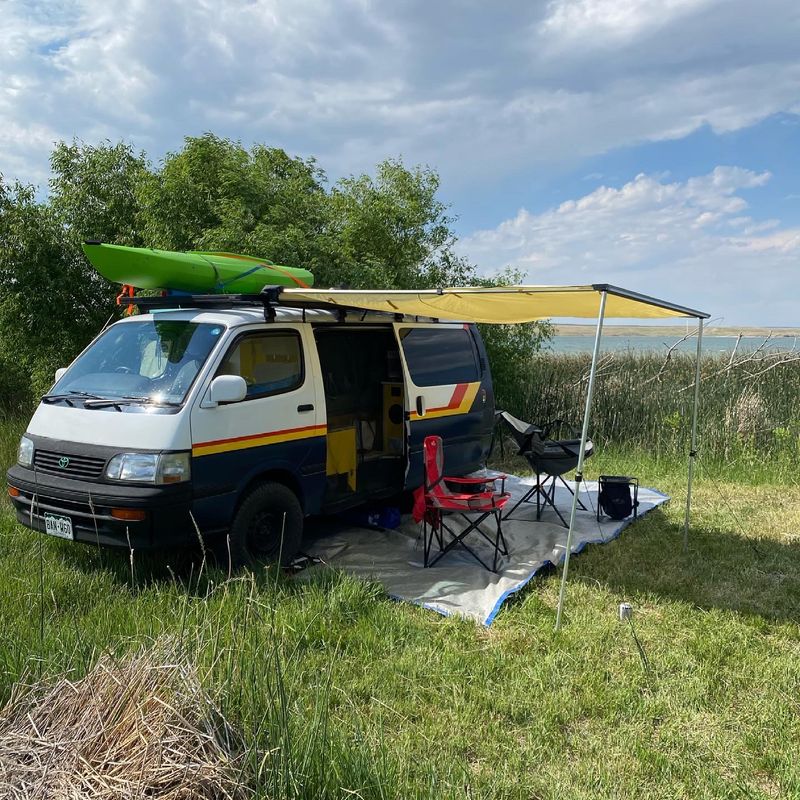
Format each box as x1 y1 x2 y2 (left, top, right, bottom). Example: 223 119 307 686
58 456 70 469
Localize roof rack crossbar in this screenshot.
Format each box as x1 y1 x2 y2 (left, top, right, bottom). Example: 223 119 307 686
130 289 431 321
134 288 283 322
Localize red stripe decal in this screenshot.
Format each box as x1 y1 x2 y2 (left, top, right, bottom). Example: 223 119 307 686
448 383 468 408
423 383 468 415
194 423 324 449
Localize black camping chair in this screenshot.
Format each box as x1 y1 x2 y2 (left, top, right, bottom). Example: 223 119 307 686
495 411 594 527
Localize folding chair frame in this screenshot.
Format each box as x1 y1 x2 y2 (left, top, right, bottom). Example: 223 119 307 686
423 506 508 573
503 472 588 527
418 435 511 573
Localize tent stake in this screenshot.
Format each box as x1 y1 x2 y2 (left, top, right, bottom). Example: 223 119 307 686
683 318 704 550
555 291 607 631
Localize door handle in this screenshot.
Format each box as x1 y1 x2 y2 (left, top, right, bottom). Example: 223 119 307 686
297 403 314 412
415 395 426 417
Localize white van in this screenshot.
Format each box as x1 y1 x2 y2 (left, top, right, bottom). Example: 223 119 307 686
7 296 495 564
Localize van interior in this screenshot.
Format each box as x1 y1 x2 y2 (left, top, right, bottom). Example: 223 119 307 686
314 327 406 510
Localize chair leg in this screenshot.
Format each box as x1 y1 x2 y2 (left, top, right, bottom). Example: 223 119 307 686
534 475 569 527
470 512 509 557
536 472 542 519
556 474 587 511
492 510 504 572
502 483 538 520
422 509 443 567
427 512 505 572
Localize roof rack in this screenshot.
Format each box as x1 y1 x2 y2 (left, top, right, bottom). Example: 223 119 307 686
135 287 284 321
133 287 404 322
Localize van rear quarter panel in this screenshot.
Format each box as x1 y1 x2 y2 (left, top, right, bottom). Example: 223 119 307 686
396 323 495 488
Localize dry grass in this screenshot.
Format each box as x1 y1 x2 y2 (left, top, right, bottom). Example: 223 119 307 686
0 642 247 800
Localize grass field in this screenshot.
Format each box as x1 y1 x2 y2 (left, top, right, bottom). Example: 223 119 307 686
1 416 799 798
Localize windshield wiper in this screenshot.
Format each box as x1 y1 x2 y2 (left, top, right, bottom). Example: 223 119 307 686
120 395 181 407
84 395 180 409
41 390 105 405
83 398 124 410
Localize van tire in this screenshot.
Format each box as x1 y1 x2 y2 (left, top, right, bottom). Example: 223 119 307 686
228 482 303 568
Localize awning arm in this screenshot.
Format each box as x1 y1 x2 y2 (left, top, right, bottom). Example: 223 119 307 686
592 284 710 320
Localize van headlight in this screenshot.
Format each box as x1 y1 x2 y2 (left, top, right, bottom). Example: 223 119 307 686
18 436 34 468
105 452 191 484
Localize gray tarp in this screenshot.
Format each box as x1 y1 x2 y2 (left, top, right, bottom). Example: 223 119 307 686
304 474 668 625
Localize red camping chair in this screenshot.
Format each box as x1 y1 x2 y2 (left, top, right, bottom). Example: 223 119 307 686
417 435 511 572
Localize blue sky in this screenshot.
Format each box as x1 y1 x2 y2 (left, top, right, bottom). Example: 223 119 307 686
2 0 799 325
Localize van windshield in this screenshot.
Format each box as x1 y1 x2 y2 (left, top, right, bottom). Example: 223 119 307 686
50 320 224 406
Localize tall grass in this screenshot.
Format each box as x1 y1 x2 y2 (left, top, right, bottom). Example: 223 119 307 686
2 406 800 795
497 350 800 480
0 522 467 797
1 413 465 798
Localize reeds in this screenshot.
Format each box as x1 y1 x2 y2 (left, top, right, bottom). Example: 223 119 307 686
497 349 800 477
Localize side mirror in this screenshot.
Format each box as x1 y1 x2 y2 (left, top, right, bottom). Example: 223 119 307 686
54 368 68 383
207 375 247 406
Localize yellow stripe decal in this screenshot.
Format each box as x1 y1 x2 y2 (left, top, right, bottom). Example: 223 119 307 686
193 424 327 457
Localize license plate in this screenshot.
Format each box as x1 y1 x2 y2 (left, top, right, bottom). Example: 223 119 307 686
44 513 74 541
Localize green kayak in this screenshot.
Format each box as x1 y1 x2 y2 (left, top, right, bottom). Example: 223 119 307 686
82 242 314 293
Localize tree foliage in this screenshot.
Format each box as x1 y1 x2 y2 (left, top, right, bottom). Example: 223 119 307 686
49 140 148 247
0 134 550 407
0 181 101 405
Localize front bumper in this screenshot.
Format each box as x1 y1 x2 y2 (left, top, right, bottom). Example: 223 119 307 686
7 464 194 549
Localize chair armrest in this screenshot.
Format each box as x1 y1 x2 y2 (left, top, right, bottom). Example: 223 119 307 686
446 474 507 495
446 474 505 484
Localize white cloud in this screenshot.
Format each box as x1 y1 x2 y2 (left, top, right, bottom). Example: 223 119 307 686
540 0 715 45
458 167 800 324
1 0 800 189
1 1 799 323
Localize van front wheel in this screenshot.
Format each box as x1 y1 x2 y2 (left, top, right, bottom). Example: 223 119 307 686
228 482 303 568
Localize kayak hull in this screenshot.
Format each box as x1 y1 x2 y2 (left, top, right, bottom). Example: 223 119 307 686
82 243 314 292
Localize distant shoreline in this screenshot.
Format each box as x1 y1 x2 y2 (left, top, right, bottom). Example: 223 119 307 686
555 324 800 338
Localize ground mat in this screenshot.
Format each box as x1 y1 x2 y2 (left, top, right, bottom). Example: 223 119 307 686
304 474 668 625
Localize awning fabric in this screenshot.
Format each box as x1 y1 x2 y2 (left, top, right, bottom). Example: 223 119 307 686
283 284 709 323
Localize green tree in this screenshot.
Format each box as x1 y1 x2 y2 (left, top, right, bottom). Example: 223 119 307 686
325 159 472 289
49 140 149 247
0 141 149 400
0 180 100 399
138 135 331 277
0 135 552 408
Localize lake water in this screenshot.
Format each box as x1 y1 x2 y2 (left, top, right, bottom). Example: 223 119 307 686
549 334 800 354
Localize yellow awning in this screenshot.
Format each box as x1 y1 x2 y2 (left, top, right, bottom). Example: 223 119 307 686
282 284 708 323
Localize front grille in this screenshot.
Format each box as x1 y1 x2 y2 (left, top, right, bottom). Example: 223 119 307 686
33 450 106 480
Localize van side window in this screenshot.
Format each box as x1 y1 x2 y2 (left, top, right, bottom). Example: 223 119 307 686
217 331 304 399
399 327 480 386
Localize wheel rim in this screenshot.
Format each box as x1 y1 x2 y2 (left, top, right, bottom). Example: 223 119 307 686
246 509 287 560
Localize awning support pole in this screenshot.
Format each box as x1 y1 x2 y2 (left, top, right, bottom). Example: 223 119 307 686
555 290 607 631
683 318 704 550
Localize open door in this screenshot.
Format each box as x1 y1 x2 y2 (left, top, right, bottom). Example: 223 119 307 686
314 326 407 512
394 322 493 490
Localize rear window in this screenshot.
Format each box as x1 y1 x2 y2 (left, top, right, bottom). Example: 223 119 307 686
399 327 480 386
